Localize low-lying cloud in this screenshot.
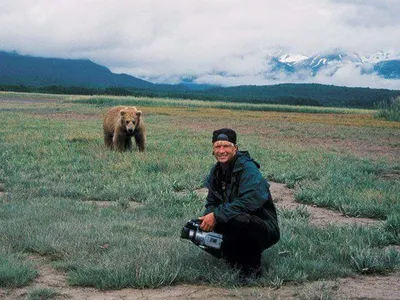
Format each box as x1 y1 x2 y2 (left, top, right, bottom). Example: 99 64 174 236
0 0 399 89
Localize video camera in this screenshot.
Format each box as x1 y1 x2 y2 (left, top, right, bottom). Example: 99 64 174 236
180 219 223 258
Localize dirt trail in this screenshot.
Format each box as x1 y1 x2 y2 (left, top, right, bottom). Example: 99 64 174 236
270 182 380 227
1 183 399 300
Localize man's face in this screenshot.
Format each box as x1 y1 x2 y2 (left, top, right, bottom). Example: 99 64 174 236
213 141 238 164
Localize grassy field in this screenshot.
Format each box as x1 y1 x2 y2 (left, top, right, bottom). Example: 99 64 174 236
0 92 399 290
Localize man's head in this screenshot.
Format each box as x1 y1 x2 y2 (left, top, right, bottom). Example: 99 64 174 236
212 128 238 164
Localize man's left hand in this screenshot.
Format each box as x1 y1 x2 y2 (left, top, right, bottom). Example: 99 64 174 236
199 213 216 232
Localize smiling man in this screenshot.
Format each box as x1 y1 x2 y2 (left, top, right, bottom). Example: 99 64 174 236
199 128 280 280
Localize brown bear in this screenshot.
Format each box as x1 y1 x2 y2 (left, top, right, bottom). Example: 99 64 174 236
103 106 146 152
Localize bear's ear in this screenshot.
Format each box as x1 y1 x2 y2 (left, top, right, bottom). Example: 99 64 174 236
136 110 142 116
120 110 127 117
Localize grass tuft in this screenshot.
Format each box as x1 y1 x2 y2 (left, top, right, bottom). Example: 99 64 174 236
350 247 400 274
27 288 57 300
0 254 37 288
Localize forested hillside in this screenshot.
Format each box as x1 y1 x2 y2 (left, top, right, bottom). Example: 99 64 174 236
0 51 153 89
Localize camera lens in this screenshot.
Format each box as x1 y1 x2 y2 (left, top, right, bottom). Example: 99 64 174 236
180 226 190 239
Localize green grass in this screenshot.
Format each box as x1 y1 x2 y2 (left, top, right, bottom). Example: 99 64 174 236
0 92 399 289
0 253 37 288
294 155 400 219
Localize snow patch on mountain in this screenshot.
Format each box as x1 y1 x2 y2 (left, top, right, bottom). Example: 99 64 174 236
268 49 308 64
266 49 400 81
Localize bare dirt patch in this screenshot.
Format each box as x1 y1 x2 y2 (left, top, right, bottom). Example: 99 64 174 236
270 182 380 227
2 267 399 300
194 183 379 227
2 183 396 300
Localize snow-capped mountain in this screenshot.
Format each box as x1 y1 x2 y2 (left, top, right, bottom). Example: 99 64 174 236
266 49 400 79
158 48 400 87
268 49 308 64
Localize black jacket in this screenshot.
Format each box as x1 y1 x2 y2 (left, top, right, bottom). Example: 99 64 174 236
204 151 279 239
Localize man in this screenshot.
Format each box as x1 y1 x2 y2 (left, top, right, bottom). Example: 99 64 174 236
199 128 280 278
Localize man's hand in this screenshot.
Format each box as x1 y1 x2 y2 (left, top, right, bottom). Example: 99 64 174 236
199 213 216 232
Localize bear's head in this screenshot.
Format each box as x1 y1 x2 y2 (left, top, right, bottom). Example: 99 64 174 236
120 107 142 135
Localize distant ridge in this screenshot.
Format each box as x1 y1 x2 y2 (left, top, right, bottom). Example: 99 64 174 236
0 51 153 88
1 50 399 109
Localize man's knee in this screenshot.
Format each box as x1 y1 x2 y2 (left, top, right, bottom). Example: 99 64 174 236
223 214 280 250
215 214 251 234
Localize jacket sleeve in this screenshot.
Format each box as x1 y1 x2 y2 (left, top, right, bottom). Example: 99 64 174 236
213 162 269 223
203 189 219 215
203 167 221 215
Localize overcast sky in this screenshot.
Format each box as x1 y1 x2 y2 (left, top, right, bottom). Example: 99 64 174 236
1 0 399 89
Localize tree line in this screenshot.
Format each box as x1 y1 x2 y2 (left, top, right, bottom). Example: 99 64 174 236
1 83 399 109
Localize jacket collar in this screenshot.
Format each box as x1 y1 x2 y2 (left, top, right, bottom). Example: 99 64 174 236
210 151 259 175
232 151 260 172
206 151 260 192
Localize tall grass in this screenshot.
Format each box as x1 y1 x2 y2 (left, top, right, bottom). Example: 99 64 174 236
0 92 399 289
375 96 400 121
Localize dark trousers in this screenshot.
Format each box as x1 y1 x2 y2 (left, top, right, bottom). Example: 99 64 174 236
215 214 278 272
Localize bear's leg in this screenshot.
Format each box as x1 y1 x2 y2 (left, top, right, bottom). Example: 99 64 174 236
104 132 113 149
113 135 125 152
125 137 133 151
134 133 145 152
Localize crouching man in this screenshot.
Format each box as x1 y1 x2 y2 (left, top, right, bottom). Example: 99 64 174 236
199 128 280 279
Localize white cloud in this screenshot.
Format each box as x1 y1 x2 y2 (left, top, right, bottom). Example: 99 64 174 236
0 0 399 88
312 62 400 89
192 62 400 90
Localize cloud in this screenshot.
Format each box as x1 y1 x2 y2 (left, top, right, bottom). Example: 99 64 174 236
332 0 400 28
0 0 399 88
312 62 400 89
192 62 400 90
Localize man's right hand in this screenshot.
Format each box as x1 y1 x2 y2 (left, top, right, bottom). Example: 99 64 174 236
199 213 216 232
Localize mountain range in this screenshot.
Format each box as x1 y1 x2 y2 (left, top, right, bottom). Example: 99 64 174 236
266 49 400 79
1 50 399 109
2 49 399 90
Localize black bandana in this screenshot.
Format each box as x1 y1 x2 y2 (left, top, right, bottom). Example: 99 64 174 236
212 128 237 144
